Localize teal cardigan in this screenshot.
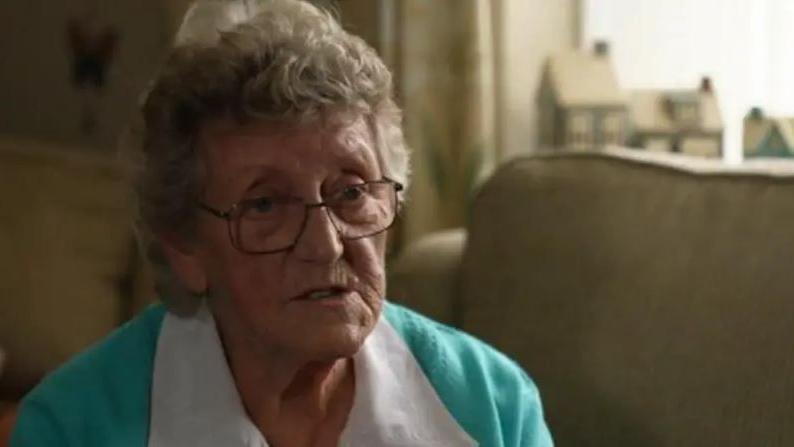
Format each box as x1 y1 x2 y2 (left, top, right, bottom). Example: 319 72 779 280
11 303 553 446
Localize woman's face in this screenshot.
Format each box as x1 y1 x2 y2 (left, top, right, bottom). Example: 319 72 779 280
172 115 389 363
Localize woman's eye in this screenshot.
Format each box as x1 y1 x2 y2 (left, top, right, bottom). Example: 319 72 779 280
251 197 274 213
341 185 365 201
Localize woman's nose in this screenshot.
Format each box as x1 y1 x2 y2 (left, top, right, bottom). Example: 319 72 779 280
291 206 344 263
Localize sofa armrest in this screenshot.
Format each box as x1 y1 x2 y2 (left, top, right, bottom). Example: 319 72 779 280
387 228 467 326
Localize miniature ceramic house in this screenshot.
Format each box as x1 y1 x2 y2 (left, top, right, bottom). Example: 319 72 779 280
627 77 723 157
539 42 629 151
743 108 794 158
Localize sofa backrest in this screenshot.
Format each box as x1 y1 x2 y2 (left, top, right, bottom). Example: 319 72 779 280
459 150 794 446
0 139 148 397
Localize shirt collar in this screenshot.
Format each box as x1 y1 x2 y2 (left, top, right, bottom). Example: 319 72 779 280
148 303 476 447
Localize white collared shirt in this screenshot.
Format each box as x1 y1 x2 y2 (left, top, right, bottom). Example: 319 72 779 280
148 304 477 447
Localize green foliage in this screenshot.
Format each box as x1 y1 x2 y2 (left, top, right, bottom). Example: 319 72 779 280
421 114 486 227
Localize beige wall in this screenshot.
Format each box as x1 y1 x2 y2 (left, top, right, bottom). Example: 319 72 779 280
164 0 194 32
495 0 577 158
0 0 170 152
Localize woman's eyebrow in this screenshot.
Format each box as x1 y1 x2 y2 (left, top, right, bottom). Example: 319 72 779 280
236 166 290 195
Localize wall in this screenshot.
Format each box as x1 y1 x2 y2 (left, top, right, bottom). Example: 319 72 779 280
336 0 381 52
164 0 194 32
0 0 170 152
496 0 577 158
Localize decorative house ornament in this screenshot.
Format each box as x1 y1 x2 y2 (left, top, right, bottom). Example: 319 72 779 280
627 76 723 158
66 15 119 135
743 108 794 158
538 41 629 151
539 41 725 158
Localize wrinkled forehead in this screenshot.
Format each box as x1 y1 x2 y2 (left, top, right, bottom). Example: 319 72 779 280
316 113 376 162
196 113 381 186
210 112 372 148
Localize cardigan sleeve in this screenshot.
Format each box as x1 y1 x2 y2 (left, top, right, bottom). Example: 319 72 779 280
10 397 69 447
504 369 554 446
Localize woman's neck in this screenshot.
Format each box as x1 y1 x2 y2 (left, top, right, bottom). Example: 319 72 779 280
215 318 356 446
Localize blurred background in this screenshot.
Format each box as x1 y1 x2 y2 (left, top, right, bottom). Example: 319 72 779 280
2 0 792 245
2 1 794 445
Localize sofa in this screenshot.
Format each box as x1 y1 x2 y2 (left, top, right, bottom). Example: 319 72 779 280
0 138 156 445
0 138 152 402
388 149 794 446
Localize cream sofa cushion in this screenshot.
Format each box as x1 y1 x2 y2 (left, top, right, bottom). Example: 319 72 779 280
459 150 794 446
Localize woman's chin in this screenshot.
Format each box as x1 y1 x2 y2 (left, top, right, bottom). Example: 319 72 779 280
280 291 379 356
295 322 371 361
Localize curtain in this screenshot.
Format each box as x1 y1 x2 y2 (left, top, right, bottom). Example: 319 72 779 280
396 0 497 245
391 0 577 246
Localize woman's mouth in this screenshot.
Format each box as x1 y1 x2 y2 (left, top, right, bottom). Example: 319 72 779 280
295 287 349 301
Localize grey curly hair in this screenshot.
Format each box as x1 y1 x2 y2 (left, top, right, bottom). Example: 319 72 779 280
130 0 410 312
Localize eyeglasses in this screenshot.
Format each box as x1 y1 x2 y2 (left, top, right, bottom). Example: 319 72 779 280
198 178 403 254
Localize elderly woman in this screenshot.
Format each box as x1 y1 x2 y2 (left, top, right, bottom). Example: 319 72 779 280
11 1 552 446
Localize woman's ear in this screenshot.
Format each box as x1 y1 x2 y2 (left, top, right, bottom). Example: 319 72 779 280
158 232 208 294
